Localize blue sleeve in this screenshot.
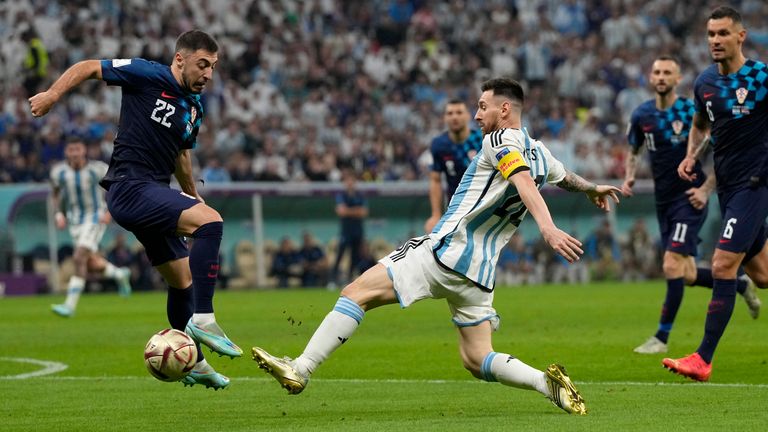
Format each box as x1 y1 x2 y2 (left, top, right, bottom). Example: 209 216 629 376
692 76 705 114
101 58 162 88
430 139 444 173
626 110 644 151
335 193 344 205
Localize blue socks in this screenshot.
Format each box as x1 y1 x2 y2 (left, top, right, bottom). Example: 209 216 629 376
697 278 737 363
167 285 203 362
696 266 747 294
190 222 223 314
693 268 713 288
655 278 684 343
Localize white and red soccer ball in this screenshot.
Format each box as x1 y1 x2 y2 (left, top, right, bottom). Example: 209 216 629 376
144 329 196 382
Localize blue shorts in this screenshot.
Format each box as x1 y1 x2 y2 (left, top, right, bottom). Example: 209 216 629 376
716 186 768 260
657 198 706 257
105 180 198 266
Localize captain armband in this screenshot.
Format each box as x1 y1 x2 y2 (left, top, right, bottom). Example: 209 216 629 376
494 148 529 179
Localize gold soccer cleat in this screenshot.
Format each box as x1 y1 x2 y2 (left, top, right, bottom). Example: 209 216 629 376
252 346 308 395
545 364 587 415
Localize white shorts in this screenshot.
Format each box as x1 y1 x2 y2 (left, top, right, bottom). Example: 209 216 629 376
68 223 106 252
379 235 499 330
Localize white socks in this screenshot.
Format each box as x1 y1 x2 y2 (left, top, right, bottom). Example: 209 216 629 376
294 297 364 376
64 276 85 309
191 313 215 326
194 358 211 370
481 352 549 396
103 262 120 279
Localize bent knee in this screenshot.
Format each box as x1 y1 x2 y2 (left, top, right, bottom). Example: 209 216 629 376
199 205 223 223
460 351 489 379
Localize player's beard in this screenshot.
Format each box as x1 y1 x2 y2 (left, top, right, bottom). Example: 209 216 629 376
655 86 671 97
182 70 204 94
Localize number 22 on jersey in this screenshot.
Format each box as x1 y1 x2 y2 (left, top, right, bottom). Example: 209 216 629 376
150 99 175 127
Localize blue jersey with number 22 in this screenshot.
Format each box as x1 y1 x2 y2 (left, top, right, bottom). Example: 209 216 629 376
99 58 203 188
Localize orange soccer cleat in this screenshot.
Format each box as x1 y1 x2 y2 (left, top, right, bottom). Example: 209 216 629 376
662 353 712 382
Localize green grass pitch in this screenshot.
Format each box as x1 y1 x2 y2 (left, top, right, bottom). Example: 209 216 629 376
1 281 767 431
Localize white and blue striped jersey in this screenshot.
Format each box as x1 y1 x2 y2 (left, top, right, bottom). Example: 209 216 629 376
430 128 566 291
50 160 109 225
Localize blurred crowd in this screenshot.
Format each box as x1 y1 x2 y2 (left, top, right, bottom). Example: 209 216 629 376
2 0 768 184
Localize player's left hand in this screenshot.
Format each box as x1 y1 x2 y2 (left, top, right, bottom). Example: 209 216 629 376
99 212 112 224
686 187 709 210
541 225 583 263
29 90 60 118
586 185 621 212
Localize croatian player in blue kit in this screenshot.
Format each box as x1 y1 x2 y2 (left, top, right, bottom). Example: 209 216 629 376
252 77 622 415
29 30 241 389
666 6 768 381
424 100 484 233
623 56 761 355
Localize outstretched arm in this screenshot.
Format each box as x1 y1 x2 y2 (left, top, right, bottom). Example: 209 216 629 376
29 60 103 117
509 171 583 263
556 171 621 212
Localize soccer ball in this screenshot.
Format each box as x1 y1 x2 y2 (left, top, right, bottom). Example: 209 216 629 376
144 329 197 382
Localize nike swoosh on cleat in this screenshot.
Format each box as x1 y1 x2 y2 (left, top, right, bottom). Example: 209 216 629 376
703 92 715 98
161 91 177 99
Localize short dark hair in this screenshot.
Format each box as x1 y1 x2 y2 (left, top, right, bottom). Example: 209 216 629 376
480 77 525 104
65 136 85 145
655 54 680 65
175 30 219 54
444 99 467 111
708 6 742 24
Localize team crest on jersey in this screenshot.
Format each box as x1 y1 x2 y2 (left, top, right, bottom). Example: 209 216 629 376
671 120 684 135
736 87 748 104
190 107 197 123
732 87 751 115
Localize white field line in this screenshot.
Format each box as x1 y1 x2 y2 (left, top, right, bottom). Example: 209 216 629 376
0 357 68 379
0 370 766 389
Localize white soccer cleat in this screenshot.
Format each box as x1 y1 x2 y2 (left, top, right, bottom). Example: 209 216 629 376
51 303 75 318
739 275 761 319
252 346 309 394
633 336 668 354
545 364 587 415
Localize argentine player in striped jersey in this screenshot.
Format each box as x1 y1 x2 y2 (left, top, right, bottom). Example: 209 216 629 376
665 6 768 381
50 137 132 317
253 78 620 415
625 56 761 355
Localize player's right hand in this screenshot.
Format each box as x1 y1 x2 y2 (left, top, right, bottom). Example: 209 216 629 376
541 226 583 263
29 90 59 118
54 212 66 230
677 156 698 182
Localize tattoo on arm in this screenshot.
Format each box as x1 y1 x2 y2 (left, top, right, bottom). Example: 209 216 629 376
557 171 597 193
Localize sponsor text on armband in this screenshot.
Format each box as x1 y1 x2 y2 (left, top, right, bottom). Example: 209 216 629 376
495 148 528 179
